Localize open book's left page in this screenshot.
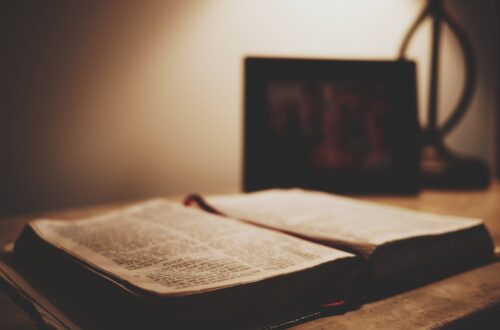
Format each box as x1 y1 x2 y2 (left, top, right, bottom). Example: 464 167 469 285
23 199 357 297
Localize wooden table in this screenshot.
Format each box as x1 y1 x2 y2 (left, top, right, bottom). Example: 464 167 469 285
1 184 500 329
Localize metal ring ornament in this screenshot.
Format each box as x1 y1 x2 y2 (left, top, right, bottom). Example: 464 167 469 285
398 1 476 139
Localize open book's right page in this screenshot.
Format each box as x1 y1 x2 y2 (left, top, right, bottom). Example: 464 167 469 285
206 189 485 253
204 188 494 290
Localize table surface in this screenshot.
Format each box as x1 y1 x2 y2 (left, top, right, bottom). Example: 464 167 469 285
1 183 500 329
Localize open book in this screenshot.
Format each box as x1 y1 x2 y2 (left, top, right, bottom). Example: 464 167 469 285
4 189 495 328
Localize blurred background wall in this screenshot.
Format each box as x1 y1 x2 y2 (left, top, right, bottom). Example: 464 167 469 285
0 0 498 215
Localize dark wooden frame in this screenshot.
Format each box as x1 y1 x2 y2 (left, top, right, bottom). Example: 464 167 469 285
243 57 421 194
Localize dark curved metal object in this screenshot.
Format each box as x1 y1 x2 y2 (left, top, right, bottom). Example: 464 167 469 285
398 0 489 189
398 0 476 141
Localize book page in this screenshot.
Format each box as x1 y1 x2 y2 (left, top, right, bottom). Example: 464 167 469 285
29 199 354 296
206 189 483 248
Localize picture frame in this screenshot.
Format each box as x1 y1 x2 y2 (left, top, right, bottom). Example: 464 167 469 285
244 57 421 194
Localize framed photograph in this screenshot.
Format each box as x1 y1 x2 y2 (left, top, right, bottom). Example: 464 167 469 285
244 57 420 194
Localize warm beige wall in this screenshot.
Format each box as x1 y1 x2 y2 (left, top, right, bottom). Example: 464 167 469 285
1 0 498 214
